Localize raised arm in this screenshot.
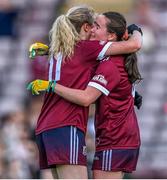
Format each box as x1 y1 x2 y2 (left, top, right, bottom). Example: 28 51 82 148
29 24 142 59
105 31 142 55
53 83 102 107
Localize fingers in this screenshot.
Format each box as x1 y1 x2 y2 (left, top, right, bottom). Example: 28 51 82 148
29 49 37 59
32 88 40 95
29 43 49 59
26 82 33 90
27 81 40 95
27 79 50 95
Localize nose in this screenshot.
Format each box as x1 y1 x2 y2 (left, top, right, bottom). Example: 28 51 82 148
91 25 96 33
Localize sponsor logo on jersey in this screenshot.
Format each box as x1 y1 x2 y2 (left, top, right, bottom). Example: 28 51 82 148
82 146 87 156
92 74 107 85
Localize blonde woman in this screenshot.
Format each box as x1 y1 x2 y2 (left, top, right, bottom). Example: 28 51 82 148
28 5 142 179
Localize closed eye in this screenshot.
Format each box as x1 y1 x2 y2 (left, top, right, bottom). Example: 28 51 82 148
94 21 100 29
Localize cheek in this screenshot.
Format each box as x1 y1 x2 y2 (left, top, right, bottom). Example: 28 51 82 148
87 32 92 40
94 30 108 41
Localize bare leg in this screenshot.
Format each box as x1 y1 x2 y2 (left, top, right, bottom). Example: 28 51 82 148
93 170 124 179
52 165 88 179
51 168 58 179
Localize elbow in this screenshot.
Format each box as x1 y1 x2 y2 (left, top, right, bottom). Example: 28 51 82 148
82 103 89 107
135 41 142 51
131 42 141 53
132 31 142 52
81 97 92 107
133 38 142 52
82 100 91 107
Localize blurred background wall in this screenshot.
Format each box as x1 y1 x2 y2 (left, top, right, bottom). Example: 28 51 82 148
0 0 167 178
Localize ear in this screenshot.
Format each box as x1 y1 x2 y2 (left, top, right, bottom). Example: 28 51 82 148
108 33 117 41
123 29 129 40
83 23 92 32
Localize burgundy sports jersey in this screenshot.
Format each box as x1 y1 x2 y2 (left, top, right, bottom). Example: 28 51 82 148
88 56 141 151
36 40 112 135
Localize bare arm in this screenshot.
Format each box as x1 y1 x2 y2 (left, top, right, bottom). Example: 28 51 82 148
106 31 142 55
29 31 142 59
53 83 102 107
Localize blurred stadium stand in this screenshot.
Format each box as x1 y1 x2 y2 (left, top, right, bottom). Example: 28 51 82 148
132 0 167 178
0 0 167 178
0 0 66 178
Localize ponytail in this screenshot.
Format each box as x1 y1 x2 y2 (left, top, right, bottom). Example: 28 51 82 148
49 15 80 60
49 5 95 61
124 53 142 84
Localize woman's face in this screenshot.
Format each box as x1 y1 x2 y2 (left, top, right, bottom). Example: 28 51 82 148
91 14 116 41
91 15 109 41
85 24 94 40
80 23 93 40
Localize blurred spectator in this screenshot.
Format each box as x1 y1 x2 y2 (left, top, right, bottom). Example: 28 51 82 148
0 0 28 116
132 0 156 53
130 0 167 178
0 110 39 178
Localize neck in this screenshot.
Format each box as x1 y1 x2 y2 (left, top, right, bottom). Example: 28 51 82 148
80 28 87 40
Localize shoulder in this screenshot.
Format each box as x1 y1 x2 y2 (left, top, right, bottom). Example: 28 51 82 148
98 57 119 71
95 59 120 81
108 55 125 66
78 40 107 47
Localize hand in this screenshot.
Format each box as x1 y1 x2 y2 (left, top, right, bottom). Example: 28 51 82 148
27 79 52 95
134 91 142 109
127 24 143 36
29 42 49 59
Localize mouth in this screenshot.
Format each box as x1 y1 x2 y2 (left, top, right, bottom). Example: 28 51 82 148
90 33 96 40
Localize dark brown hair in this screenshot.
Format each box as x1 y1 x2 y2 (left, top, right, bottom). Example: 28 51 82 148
103 12 142 83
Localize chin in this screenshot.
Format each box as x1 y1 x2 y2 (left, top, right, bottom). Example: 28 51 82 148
90 37 96 40
90 35 96 40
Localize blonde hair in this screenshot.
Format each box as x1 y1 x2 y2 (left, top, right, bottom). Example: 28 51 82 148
49 5 95 60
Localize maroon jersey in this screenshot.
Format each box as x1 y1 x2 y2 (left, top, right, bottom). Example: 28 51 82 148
36 40 112 135
88 56 141 151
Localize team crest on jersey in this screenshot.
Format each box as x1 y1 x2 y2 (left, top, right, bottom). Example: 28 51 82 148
82 146 87 156
99 41 106 45
92 74 107 85
101 57 109 62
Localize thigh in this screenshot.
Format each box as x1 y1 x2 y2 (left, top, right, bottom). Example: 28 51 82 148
42 126 87 167
36 133 48 169
52 165 88 179
51 168 58 179
93 170 124 179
